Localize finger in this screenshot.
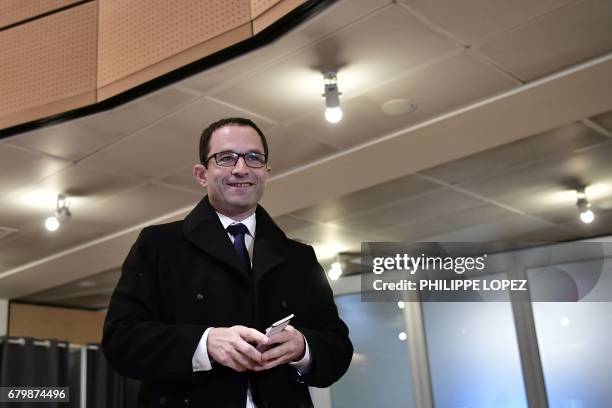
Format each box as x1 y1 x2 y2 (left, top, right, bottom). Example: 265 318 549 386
229 348 256 372
214 350 248 372
253 354 287 371
262 341 292 362
235 339 263 364
237 327 269 346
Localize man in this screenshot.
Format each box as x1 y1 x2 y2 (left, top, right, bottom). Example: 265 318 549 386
102 117 353 408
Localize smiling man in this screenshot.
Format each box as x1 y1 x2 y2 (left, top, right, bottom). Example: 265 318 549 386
102 117 353 408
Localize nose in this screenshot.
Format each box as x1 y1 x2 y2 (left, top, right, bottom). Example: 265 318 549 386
232 156 250 175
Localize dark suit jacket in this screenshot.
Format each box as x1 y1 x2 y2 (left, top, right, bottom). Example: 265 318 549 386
102 197 353 408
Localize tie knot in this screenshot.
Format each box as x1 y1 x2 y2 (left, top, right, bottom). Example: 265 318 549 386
227 223 248 237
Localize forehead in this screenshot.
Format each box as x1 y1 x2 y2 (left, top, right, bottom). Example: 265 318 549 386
209 125 264 153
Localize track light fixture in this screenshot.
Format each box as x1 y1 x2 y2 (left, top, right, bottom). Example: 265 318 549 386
576 188 594 224
45 194 71 231
323 71 343 123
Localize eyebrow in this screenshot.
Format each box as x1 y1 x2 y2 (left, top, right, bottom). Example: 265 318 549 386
217 150 265 155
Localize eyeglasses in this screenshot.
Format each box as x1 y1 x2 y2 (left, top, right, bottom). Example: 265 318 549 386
205 151 268 168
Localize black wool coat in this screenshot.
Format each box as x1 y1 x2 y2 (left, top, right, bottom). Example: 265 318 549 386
101 197 353 408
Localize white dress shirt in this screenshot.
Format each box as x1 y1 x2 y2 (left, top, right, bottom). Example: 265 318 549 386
191 212 312 408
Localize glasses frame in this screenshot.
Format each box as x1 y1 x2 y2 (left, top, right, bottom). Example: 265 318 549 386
205 151 268 168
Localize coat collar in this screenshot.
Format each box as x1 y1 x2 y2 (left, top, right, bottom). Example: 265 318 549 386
183 196 288 282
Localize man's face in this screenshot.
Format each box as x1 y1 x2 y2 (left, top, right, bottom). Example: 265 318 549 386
193 125 270 220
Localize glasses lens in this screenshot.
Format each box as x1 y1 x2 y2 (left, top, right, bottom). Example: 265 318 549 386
244 153 266 168
215 152 238 166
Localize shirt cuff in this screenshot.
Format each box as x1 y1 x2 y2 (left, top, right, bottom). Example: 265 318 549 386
192 327 213 372
289 334 312 374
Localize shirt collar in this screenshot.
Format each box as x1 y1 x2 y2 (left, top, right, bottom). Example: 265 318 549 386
215 211 256 238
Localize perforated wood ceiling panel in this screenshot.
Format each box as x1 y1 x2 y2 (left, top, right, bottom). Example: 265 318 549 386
252 0 305 34
0 0 81 28
97 0 251 88
0 2 97 126
250 0 281 18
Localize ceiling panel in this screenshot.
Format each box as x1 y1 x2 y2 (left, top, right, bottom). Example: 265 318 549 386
79 119 199 179
398 0 575 44
380 203 518 241
0 143 71 200
0 221 107 268
477 0 612 81
74 182 201 231
211 4 458 122
154 97 277 145
158 165 202 193
1 163 144 231
507 225 582 243
5 118 124 161
290 174 438 222
334 187 484 233
591 109 612 132
421 122 607 185
424 213 556 242
291 51 518 148
80 86 199 139
265 126 338 174
272 214 317 234
458 140 612 223
290 223 386 257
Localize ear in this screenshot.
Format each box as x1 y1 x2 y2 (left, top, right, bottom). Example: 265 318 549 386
193 164 208 188
265 164 271 180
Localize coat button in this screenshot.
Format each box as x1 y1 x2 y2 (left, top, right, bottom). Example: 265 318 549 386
196 293 204 301
159 396 166 405
183 397 190 405
281 299 287 309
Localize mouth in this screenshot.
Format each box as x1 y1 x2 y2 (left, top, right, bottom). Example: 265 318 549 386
227 182 254 188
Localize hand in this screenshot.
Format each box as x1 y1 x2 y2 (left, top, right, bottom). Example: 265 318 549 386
253 325 305 371
207 326 269 372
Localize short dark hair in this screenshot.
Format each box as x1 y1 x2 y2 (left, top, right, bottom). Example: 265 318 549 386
199 117 269 166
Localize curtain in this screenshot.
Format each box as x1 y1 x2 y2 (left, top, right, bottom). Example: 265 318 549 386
0 338 138 408
0 336 69 408
85 346 139 408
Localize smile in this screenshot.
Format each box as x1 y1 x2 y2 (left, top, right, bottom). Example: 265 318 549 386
228 182 253 187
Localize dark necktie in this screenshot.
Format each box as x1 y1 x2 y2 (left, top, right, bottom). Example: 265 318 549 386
226 223 251 273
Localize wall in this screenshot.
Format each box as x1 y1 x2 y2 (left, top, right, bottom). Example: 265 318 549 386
8 302 105 344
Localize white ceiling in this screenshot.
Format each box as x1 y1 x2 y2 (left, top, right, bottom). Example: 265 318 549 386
1 0 611 308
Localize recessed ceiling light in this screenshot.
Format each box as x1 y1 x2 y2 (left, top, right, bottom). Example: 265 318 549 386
380 99 417 116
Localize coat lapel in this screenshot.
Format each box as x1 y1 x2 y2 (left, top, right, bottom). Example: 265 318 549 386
252 205 289 283
183 197 247 279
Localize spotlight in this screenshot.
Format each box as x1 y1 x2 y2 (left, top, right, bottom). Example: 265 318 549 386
44 194 71 231
580 209 594 224
328 261 343 281
45 216 60 231
576 188 594 224
323 71 343 123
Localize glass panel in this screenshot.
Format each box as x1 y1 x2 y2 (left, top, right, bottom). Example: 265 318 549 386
423 302 528 408
531 258 612 407
331 293 414 408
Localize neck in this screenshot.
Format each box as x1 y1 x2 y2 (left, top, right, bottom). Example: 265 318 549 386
210 203 255 221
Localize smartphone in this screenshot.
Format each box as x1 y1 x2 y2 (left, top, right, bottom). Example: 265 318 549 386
258 314 294 352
